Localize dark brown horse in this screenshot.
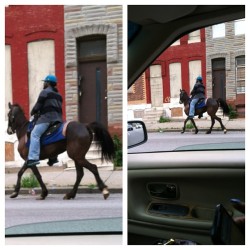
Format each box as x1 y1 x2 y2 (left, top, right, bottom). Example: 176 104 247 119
7 103 115 200
179 89 229 134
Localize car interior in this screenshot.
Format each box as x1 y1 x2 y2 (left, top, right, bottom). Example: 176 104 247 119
127 5 245 245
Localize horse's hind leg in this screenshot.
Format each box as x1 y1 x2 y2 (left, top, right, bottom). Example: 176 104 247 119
30 165 48 200
10 163 28 198
214 115 227 134
63 163 83 200
84 160 109 200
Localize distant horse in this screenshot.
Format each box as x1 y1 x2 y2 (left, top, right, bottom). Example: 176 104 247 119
7 103 115 200
179 89 229 134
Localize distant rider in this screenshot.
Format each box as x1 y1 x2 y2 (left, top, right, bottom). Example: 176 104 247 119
188 76 205 119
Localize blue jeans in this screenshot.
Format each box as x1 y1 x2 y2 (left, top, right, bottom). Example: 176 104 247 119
189 98 199 117
28 123 50 160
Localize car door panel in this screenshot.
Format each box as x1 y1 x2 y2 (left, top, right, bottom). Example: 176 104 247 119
128 150 245 245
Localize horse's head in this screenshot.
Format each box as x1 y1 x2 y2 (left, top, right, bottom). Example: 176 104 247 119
179 89 189 104
7 102 25 135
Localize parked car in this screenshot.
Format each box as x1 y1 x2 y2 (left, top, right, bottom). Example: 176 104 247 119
127 5 245 245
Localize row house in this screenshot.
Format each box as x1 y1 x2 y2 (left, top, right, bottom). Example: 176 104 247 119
5 5 123 166
128 19 245 122
5 5 123 136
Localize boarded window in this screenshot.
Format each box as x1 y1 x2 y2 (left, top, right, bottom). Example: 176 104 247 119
188 30 200 43
150 65 163 106
169 63 182 98
28 40 55 112
236 56 245 93
5 45 13 120
189 60 202 90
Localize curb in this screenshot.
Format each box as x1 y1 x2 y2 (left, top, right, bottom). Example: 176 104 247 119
147 128 245 133
5 187 122 196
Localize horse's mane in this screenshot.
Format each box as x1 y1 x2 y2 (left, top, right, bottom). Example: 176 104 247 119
11 103 27 118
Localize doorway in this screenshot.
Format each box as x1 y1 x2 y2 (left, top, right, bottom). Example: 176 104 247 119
212 58 226 100
77 36 107 127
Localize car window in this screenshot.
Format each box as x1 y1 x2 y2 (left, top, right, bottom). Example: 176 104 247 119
128 19 245 153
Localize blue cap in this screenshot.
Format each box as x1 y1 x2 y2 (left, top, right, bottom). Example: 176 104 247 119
43 75 57 85
196 76 202 81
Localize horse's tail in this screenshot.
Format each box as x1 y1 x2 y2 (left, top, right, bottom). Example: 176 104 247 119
217 98 230 115
87 122 115 162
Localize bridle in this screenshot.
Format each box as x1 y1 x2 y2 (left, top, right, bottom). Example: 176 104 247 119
179 90 187 104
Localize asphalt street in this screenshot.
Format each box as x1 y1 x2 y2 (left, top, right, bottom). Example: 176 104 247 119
5 193 122 229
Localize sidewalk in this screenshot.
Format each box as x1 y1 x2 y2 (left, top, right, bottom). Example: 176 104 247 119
5 118 244 195
145 117 245 132
5 165 123 195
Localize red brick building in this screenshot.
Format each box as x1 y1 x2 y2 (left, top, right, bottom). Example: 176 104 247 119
128 29 206 120
5 5 65 119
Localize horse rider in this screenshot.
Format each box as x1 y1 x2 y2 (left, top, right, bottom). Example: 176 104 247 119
188 76 205 119
26 74 63 167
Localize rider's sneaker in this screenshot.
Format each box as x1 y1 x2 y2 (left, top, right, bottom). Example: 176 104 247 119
26 159 40 167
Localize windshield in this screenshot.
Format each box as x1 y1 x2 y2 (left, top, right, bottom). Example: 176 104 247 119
128 19 245 153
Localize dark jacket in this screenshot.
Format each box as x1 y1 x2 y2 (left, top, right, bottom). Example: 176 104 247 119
31 86 63 124
190 82 205 99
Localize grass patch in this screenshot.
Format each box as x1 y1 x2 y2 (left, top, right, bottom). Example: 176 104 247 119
159 116 171 123
87 183 97 189
228 105 238 119
185 121 195 129
113 135 122 167
21 173 39 188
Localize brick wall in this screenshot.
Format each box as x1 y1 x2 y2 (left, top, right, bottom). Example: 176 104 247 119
5 5 65 117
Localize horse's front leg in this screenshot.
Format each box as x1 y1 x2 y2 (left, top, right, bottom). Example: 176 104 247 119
30 165 48 200
10 163 28 198
190 118 199 134
181 117 189 134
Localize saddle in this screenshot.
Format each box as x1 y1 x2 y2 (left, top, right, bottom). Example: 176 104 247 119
196 98 206 109
26 121 66 148
189 98 206 109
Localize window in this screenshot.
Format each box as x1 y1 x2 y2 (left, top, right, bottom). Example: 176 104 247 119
212 23 225 38
169 63 182 98
28 40 55 112
189 60 201 89
236 56 245 93
235 19 245 35
149 65 163 107
171 39 180 46
5 45 12 120
188 30 200 43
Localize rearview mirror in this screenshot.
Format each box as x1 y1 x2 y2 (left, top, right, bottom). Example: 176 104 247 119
127 120 148 148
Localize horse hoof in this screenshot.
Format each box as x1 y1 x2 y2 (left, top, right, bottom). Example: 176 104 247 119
63 194 74 200
10 192 18 198
102 188 109 200
36 196 46 200
224 129 227 134
206 131 211 134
